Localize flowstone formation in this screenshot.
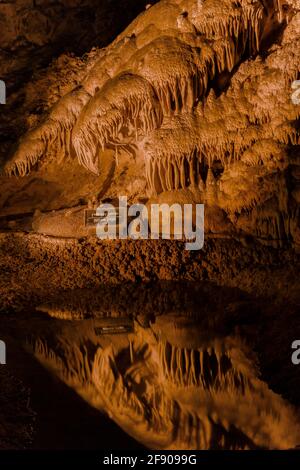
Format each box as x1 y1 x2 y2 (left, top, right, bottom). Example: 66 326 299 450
1 0 300 246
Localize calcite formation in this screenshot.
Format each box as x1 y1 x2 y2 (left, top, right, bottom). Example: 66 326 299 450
2 0 300 245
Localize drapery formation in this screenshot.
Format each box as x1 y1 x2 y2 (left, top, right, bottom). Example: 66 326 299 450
3 0 300 243
4 0 295 179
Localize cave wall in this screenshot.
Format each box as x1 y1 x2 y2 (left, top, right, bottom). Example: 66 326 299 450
0 0 157 90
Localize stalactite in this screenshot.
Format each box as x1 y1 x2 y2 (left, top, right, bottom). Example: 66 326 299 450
4 0 294 184
3 0 298 245
4 88 91 177
72 73 163 173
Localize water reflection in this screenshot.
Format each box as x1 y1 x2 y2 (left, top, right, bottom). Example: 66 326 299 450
19 282 300 450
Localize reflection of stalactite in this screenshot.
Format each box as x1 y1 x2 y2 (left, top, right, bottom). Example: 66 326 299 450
26 321 300 450
93 347 146 420
158 340 251 392
31 337 92 387
91 332 300 449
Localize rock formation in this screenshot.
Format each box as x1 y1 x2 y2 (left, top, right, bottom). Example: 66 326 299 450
1 0 299 245
1 0 300 452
